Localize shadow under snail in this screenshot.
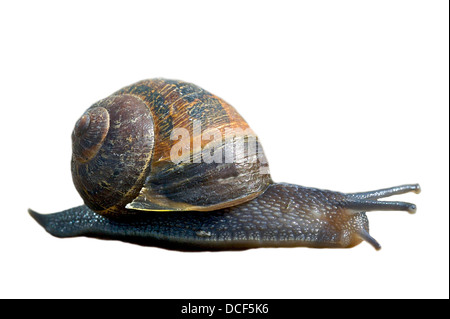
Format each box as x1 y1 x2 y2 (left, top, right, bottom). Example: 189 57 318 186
29 78 420 251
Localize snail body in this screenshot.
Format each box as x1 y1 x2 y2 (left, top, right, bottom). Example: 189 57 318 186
30 79 420 251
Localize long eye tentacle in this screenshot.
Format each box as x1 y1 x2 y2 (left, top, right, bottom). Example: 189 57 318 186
347 184 421 200
343 199 417 214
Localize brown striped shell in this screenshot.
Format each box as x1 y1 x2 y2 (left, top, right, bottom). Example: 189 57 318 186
71 79 272 214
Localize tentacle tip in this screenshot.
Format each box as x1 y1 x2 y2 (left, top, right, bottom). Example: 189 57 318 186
413 184 421 194
407 204 417 214
366 238 382 251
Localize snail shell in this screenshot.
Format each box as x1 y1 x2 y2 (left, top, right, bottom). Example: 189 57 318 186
71 79 271 214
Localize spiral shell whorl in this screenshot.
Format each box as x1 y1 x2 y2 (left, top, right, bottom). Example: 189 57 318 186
72 107 110 163
71 94 154 213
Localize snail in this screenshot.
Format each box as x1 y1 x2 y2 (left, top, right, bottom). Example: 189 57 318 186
29 78 420 251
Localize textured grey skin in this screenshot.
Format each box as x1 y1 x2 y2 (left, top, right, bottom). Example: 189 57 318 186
29 183 419 251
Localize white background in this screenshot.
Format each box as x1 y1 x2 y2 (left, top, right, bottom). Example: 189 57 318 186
0 1 448 299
